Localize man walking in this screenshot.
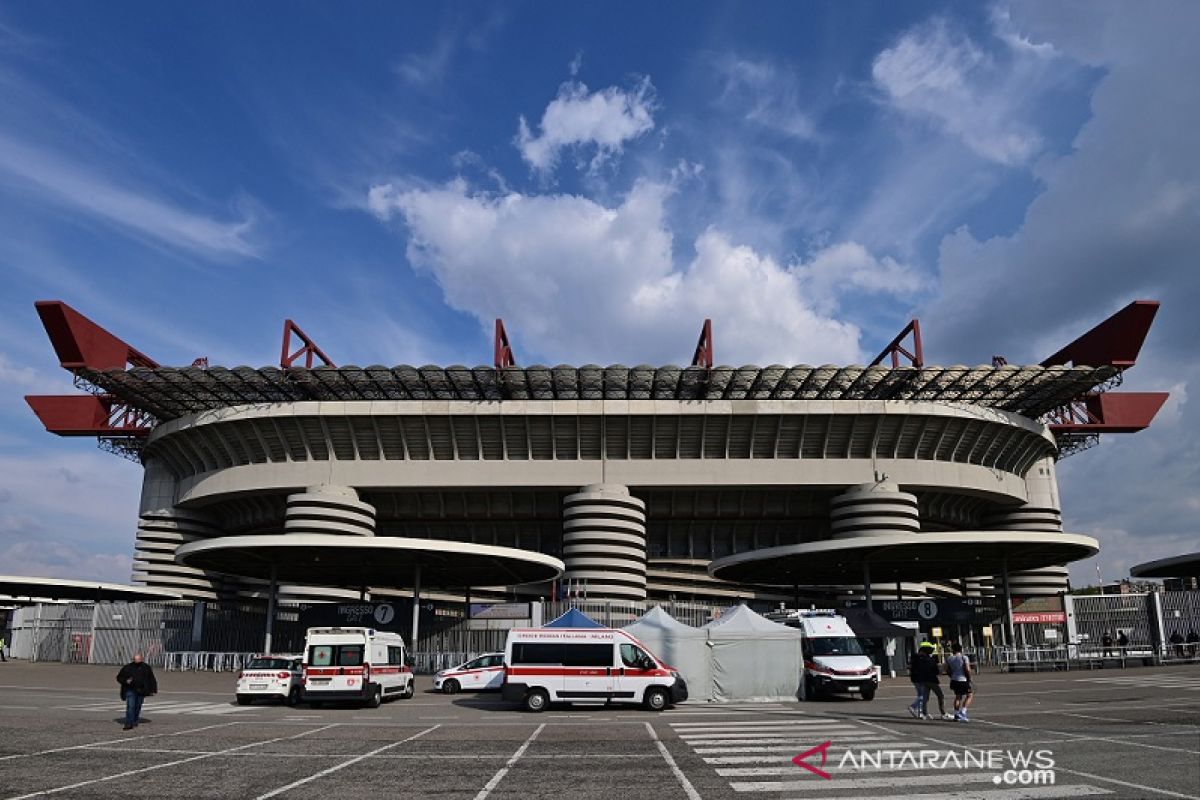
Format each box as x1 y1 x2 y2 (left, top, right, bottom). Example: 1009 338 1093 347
116 653 157 730
908 643 950 720
944 642 974 722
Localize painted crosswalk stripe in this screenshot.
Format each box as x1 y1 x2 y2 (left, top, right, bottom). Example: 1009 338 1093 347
676 729 864 743
672 720 840 730
702 744 926 764
730 776 1110 796
726 772 999 790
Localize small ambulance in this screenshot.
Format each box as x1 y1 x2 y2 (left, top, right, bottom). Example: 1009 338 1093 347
433 652 505 694
501 627 687 712
301 627 414 708
235 654 302 705
790 610 879 701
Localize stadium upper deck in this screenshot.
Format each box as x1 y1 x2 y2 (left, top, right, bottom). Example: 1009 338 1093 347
24 300 1169 609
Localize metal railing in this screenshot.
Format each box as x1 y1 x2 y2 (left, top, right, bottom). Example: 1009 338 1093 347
163 651 258 672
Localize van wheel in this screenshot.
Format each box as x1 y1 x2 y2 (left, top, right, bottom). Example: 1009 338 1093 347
236 695 251 706
523 689 549 713
442 679 461 695
287 687 301 706
402 682 415 699
366 686 382 709
861 687 875 701
644 688 669 712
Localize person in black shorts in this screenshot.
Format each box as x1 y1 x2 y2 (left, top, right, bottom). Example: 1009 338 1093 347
944 642 974 722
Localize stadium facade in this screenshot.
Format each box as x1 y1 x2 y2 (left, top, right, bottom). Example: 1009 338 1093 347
26 301 1168 613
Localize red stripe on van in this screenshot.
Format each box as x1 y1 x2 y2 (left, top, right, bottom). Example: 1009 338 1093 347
506 667 672 678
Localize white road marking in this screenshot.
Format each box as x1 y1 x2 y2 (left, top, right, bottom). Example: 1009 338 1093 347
472 723 545 800
0 721 241 762
645 722 702 800
863 716 1200 800
729 781 1110 797
3 724 337 800
727 772 999 790
253 725 438 800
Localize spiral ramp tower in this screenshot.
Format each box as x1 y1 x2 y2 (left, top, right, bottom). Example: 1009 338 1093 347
561 484 647 603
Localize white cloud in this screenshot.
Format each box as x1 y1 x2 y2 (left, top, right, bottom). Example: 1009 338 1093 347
515 78 656 175
0 540 132 583
871 18 1048 166
714 57 819 141
918 2 1200 582
368 177 923 365
0 132 261 258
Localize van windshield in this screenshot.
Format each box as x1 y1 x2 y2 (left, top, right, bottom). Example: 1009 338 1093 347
809 637 866 656
308 644 364 667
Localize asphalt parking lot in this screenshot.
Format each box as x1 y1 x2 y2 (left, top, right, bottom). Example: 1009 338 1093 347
0 661 1196 799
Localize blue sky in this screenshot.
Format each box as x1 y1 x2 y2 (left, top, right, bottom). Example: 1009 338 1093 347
1 2 1197 587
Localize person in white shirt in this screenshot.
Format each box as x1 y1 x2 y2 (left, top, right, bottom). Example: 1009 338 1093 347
944 642 974 722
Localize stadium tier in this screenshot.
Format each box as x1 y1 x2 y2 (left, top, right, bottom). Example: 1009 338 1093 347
26 301 1168 606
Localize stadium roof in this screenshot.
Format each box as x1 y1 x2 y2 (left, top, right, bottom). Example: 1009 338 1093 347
80 362 1120 422
0 575 182 602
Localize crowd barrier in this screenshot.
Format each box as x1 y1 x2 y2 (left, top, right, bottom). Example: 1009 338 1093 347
997 644 1200 671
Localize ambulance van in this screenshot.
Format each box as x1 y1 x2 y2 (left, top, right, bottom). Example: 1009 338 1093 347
301 627 415 708
791 610 879 701
501 627 688 712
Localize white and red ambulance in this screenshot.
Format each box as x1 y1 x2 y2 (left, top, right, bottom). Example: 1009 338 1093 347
791 610 880 701
434 652 505 694
301 627 414 708
501 627 687 712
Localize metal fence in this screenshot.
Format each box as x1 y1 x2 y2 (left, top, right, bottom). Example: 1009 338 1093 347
8 591 1199 673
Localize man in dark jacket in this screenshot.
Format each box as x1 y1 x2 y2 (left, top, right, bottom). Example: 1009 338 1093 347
907 643 948 720
116 654 157 730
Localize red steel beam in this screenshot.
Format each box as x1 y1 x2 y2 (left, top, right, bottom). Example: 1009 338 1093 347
1047 392 1169 434
494 319 516 369
34 300 158 371
25 395 152 436
280 319 335 369
691 319 714 370
1041 300 1159 368
869 319 923 368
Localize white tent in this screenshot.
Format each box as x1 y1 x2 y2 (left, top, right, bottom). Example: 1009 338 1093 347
702 604 804 702
623 606 712 700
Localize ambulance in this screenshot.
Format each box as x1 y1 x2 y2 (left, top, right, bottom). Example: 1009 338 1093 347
789 610 879 701
300 627 414 707
501 627 688 712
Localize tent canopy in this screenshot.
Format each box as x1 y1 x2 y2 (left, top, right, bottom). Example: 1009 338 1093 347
626 605 706 637
703 604 804 639
544 608 603 628
841 607 916 638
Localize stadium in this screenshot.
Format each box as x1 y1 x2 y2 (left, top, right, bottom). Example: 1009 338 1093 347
25 300 1168 645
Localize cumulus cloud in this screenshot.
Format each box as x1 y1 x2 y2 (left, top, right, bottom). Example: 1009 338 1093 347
368 177 923 365
871 17 1051 166
515 78 656 175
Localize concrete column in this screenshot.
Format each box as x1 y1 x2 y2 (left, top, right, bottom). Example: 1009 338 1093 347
561 484 647 603
410 564 422 653
264 564 277 654
831 481 919 601
985 457 1069 596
